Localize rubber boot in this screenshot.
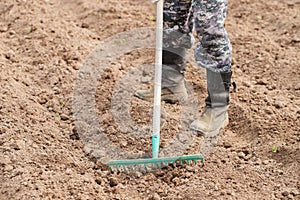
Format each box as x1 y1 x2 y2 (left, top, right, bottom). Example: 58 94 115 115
134 47 188 104
190 70 232 135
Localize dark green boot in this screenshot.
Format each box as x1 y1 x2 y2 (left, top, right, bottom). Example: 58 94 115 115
135 47 188 104
190 70 233 135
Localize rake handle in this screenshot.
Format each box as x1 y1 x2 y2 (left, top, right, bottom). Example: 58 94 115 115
152 0 164 159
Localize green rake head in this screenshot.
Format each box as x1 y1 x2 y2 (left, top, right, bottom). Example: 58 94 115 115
108 154 204 172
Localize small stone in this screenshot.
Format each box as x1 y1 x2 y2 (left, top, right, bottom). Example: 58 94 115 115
253 159 262 166
81 23 89 28
73 65 80 70
70 127 80 140
142 70 150 76
274 169 284 175
109 177 118 187
49 76 59 86
4 50 15 60
262 160 269 165
287 194 294 199
274 103 283 109
0 127 7 134
101 171 110 178
237 165 245 170
282 191 289 197
134 171 142 178
10 142 20 150
95 178 102 185
37 97 47 104
120 141 127 147
60 114 69 121
264 108 273 115
9 30 16 36
238 152 246 159
149 193 160 200
223 141 232 148
4 165 14 171
65 168 72 175
172 177 180 185
185 172 192 178
186 165 195 172
290 188 299 196
141 76 151 84
235 68 243 74
294 83 300 90
256 79 268 85
291 36 300 43
267 86 273 90
0 24 8 32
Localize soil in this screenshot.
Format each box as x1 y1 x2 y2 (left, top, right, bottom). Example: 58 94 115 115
0 0 299 199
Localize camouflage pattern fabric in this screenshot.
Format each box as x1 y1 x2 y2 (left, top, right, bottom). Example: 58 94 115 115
163 0 194 49
163 0 232 73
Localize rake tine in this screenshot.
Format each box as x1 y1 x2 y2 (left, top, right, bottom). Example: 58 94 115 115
129 165 134 171
151 163 155 170
163 162 168 168
157 162 161 169
171 162 175 168
108 154 204 172
144 164 147 171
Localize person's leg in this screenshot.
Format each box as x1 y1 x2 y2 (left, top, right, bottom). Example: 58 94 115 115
190 70 232 134
161 47 188 103
135 0 193 104
190 0 233 135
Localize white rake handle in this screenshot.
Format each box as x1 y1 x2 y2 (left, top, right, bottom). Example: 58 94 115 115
152 0 164 159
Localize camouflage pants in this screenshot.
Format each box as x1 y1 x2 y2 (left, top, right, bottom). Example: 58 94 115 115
163 0 232 74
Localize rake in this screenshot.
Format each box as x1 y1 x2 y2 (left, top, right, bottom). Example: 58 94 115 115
108 0 204 172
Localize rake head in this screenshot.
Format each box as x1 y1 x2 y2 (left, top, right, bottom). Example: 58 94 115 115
108 154 204 172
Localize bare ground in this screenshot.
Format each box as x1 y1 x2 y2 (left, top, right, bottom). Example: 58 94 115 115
0 0 299 199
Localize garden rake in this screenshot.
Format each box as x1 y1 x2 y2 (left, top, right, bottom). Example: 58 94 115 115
108 0 204 172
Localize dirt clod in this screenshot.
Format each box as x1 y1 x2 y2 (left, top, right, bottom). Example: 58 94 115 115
149 193 161 200
81 23 89 29
282 191 289 197
109 177 119 187
60 113 69 121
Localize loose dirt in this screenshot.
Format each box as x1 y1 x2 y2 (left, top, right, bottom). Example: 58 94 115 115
0 0 299 199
